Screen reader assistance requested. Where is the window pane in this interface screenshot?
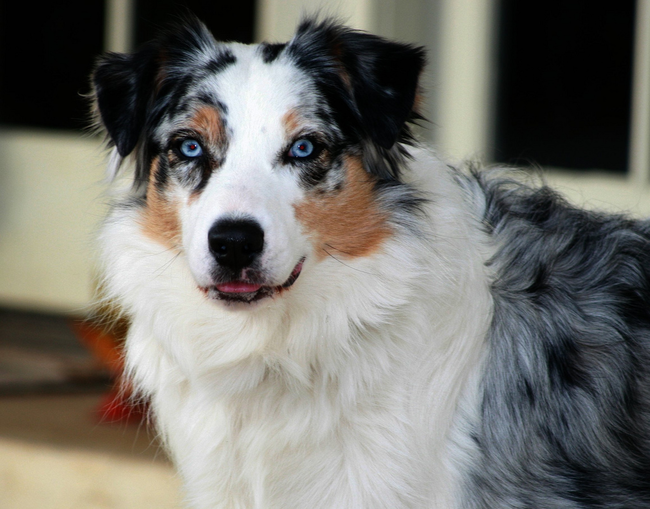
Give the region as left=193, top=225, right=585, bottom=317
left=495, top=0, right=635, bottom=172
left=0, top=1, right=105, bottom=130
left=134, top=0, right=256, bottom=47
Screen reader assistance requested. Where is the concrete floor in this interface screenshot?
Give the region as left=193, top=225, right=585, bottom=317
left=0, top=308, right=184, bottom=508
left=0, top=394, right=183, bottom=509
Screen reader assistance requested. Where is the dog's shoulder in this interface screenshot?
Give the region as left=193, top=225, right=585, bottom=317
left=461, top=165, right=650, bottom=508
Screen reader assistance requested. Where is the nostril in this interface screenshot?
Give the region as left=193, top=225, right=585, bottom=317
left=208, top=218, right=265, bottom=271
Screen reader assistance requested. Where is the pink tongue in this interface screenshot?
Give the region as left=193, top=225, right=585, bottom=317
left=216, top=282, right=262, bottom=293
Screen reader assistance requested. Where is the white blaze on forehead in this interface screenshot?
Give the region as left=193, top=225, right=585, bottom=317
left=219, top=45, right=313, bottom=148
left=181, top=44, right=312, bottom=287
left=197, top=43, right=309, bottom=208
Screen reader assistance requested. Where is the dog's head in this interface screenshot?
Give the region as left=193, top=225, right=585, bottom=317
left=92, top=18, right=425, bottom=306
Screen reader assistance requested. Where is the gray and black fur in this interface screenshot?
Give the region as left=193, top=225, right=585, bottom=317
left=465, top=172, right=650, bottom=508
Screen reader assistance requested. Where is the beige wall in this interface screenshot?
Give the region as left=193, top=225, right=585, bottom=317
left=256, top=0, right=375, bottom=41
left=0, top=130, right=107, bottom=313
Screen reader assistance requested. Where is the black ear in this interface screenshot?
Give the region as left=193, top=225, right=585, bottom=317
left=92, top=45, right=158, bottom=157
left=288, top=19, right=426, bottom=150
left=336, top=29, right=426, bottom=149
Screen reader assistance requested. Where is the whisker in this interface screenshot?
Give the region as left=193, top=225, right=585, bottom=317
left=322, top=244, right=377, bottom=276
left=153, top=250, right=182, bottom=277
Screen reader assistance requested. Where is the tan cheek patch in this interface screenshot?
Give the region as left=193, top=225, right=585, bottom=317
left=140, top=156, right=182, bottom=248
left=294, top=157, right=392, bottom=260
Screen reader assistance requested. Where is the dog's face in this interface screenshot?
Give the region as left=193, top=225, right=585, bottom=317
left=93, top=18, right=424, bottom=306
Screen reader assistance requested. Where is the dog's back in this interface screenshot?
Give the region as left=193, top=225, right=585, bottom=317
left=464, top=172, right=650, bottom=507
left=91, top=17, right=650, bottom=508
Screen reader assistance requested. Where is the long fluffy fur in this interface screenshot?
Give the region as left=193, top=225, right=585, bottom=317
left=92, top=17, right=650, bottom=509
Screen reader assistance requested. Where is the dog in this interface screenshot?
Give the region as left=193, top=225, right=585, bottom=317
left=91, top=17, right=650, bottom=509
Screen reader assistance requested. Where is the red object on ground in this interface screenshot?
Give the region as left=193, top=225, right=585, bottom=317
left=96, top=387, right=148, bottom=425
left=71, top=319, right=125, bottom=374
left=71, top=318, right=149, bottom=425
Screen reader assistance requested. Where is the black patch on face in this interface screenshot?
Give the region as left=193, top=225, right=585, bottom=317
left=217, top=100, right=228, bottom=115
left=162, top=74, right=198, bottom=118
left=153, top=151, right=170, bottom=190
left=192, top=154, right=223, bottom=194
left=192, top=93, right=229, bottom=119
left=374, top=178, right=427, bottom=217
left=259, top=43, right=286, bottom=63
left=195, top=91, right=216, bottom=106
left=205, top=49, right=236, bottom=73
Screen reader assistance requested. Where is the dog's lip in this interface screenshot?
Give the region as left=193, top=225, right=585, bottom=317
left=279, top=257, right=304, bottom=289
left=204, top=258, right=305, bottom=301
left=215, top=281, right=263, bottom=293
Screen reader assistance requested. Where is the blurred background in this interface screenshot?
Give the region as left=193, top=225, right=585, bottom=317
left=0, top=0, right=648, bottom=507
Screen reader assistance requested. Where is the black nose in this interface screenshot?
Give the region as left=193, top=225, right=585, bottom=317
left=208, top=218, right=265, bottom=272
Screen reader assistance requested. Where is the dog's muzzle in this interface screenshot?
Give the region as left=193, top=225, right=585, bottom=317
left=202, top=217, right=304, bottom=304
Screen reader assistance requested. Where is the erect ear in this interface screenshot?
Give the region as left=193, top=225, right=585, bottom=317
left=288, top=19, right=426, bottom=150
left=92, top=45, right=159, bottom=158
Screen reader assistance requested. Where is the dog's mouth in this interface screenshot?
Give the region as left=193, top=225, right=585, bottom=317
left=201, top=258, right=305, bottom=304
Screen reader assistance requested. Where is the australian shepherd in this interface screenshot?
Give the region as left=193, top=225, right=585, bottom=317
left=91, top=17, right=650, bottom=508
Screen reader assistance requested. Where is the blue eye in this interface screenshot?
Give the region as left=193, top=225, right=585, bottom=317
left=180, top=139, right=203, bottom=158
left=289, top=139, right=314, bottom=158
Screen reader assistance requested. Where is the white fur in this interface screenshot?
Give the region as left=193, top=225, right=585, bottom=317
left=98, top=143, right=496, bottom=508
